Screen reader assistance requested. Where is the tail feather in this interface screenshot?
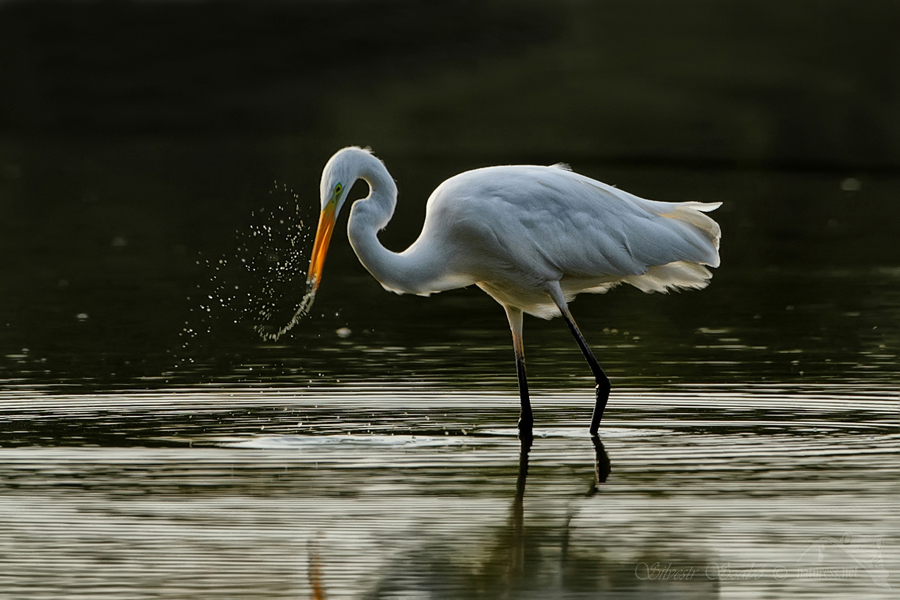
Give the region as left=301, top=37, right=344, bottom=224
left=628, top=199, right=721, bottom=292
left=624, top=261, right=713, bottom=293
left=664, top=202, right=722, bottom=256
left=573, top=196, right=721, bottom=296
left=632, top=198, right=721, bottom=268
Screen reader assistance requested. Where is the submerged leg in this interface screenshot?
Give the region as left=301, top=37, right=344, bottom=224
left=504, top=304, right=533, bottom=438
left=548, top=287, right=611, bottom=435
left=590, top=435, right=611, bottom=493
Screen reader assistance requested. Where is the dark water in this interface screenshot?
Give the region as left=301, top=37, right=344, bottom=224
left=0, top=386, right=896, bottom=599
left=0, top=138, right=898, bottom=598
left=2, top=0, right=899, bottom=595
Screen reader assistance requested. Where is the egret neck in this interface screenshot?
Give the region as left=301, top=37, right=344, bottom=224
left=346, top=153, right=457, bottom=297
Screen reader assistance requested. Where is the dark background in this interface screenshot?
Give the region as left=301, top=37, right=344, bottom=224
left=2, top=0, right=899, bottom=167
left=1, top=0, right=898, bottom=389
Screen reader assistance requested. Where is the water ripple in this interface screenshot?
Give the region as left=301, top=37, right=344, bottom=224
left=0, top=384, right=896, bottom=598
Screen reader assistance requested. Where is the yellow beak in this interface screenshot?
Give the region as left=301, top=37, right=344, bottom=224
left=307, top=198, right=337, bottom=293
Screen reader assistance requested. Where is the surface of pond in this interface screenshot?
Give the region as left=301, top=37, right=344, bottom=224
left=0, top=140, right=898, bottom=598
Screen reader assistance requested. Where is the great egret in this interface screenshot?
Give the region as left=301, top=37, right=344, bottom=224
left=269, top=147, right=721, bottom=437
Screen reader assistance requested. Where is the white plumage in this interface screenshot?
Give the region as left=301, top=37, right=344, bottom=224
left=408, top=163, right=720, bottom=317
left=287, top=146, right=721, bottom=437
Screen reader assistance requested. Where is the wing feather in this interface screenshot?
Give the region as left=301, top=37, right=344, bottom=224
left=422, top=164, right=721, bottom=310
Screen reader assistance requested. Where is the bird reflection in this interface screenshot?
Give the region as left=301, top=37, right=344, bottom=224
left=492, top=433, right=537, bottom=589
left=485, top=434, right=611, bottom=593
left=305, top=436, right=715, bottom=599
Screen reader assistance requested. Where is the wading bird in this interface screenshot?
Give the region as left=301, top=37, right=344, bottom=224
left=267, top=147, right=721, bottom=437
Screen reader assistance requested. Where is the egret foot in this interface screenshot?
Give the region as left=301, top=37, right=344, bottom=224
left=592, top=434, right=611, bottom=483
left=586, top=434, right=611, bottom=496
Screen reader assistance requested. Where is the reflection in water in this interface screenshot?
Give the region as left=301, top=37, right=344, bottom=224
left=0, top=386, right=896, bottom=598
left=308, top=436, right=718, bottom=600
left=589, top=435, right=611, bottom=495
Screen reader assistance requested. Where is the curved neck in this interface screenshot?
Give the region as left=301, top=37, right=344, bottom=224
left=346, top=156, right=459, bottom=296
left=346, top=156, right=414, bottom=293
left=350, top=153, right=398, bottom=230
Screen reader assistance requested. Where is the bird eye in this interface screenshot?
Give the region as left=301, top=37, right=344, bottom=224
left=334, top=183, right=343, bottom=196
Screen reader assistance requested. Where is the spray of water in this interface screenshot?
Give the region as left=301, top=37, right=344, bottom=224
left=254, top=280, right=317, bottom=341
left=180, top=180, right=318, bottom=359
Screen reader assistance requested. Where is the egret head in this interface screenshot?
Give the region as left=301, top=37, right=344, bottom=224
left=306, top=147, right=371, bottom=296
left=258, top=147, right=369, bottom=341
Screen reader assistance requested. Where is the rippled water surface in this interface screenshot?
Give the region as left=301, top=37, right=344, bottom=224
left=1, top=384, right=897, bottom=599
left=2, top=140, right=899, bottom=598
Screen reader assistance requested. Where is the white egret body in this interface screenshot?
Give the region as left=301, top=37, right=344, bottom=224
left=282, top=147, right=721, bottom=436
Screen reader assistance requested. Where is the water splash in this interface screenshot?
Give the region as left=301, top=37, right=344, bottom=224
left=179, top=181, right=316, bottom=358
left=254, top=280, right=317, bottom=341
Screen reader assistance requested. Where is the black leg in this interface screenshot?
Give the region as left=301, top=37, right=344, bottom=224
left=515, top=353, right=534, bottom=438
left=504, top=305, right=533, bottom=438
left=560, top=311, right=610, bottom=435
left=547, top=288, right=610, bottom=435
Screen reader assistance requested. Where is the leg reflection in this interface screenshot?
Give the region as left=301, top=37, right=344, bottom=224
left=507, top=434, right=532, bottom=584
left=587, top=435, right=611, bottom=497
left=515, top=433, right=533, bottom=504
left=354, top=435, right=619, bottom=598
